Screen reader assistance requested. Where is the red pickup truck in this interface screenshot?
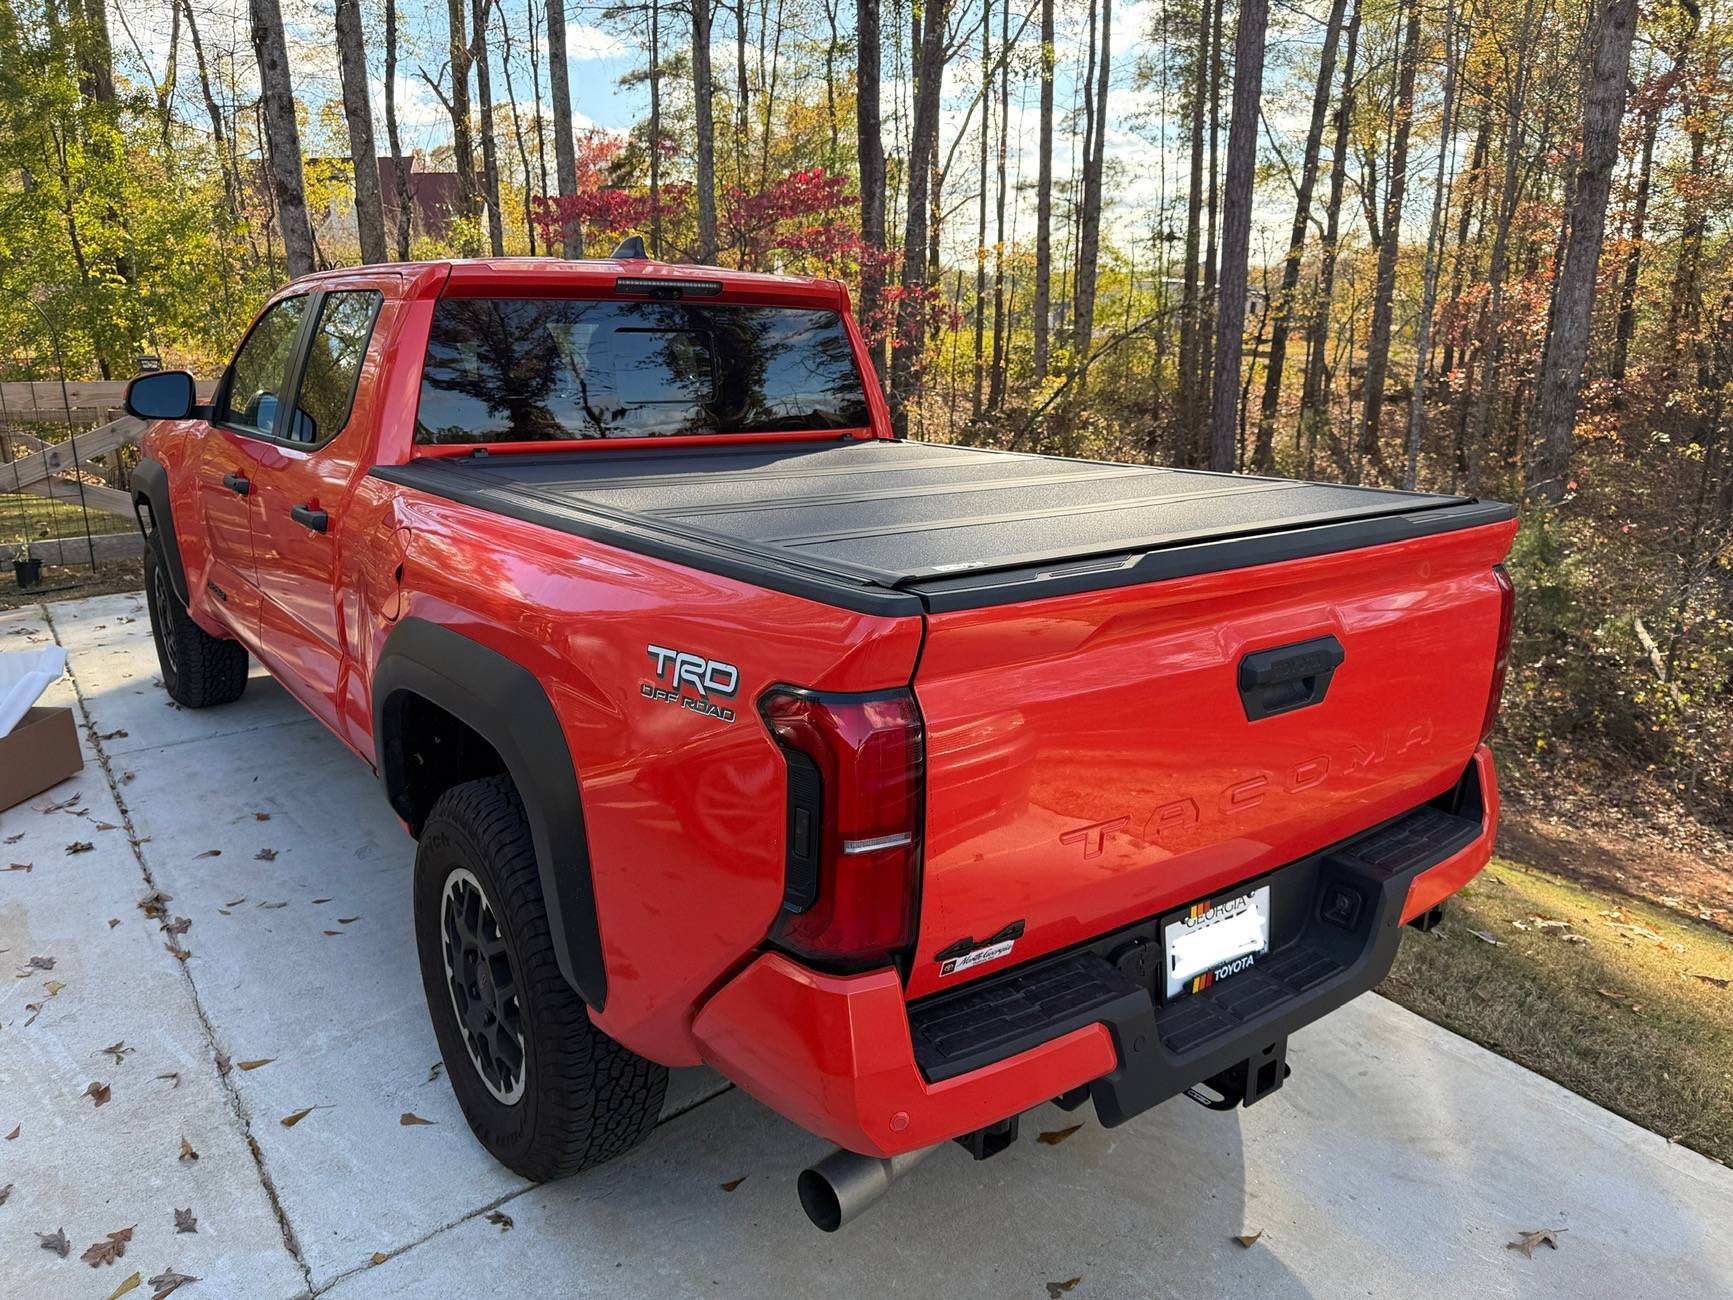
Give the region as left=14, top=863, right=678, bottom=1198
left=124, top=255, right=1514, bottom=1230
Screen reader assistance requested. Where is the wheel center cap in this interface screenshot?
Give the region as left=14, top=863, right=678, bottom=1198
left=475, top=958, right=494, bottom=1003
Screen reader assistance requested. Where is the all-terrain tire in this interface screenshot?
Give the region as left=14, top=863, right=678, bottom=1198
left=144, top=536, right=248, bottom=708
left=414, top=774, right=668, bottom=1181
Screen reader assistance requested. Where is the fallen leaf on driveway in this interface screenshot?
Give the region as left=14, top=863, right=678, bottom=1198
left=400, top=1112, right=436, bottom=1126
left=254, top=848, right=277, bottom=861
left=1235, top=1230, right=1263, bottom=1248
left=27, top=955, right=55, bottom=971
left=147, top=1268, right=199, bottom=1298
left=81, top=1225, right=134, bottom=1266
left=164, top=941, right=191, bottom=962
left=370, top=1252, right=389, bottom=1265
left=193, top=850, right=220, bottom=859
left=1694, top=973, right=1732, bottom=988
left=485, top=1210, right=514, bottom=1230
left=102, top=1041, right=135, bottom=1066
left=254, top=811, right=271, bottom=821
left=281, top=1106, right=330, bottom=1128
left=66, top=841, right=94, bottom=854
left=86, top=1081, right=112, bottom=1107
left=174, top=1207, right=197, bottom=1233
left=428, top=1062, right=444, bottom=1083
left=1037, top=1124, right=1083, bottom=1145
left=162, top=916, right=191, bottom=937
left=2, top=862, right=30, bottom=873
left=7, top=1124, right=20, bottom=1139
left=311, top=897, right=332, bottom=905
left=3, top=832, right=21, bottom=844
left=156, top=1073, right=180, bottom=1089
left=238, top=1058, right=274, bottom=1071
left=1466, top=929, right=1504, bottom=946
left=98, top=729, right=129, bottom=741
left=719, top=1177, right=746, bottom=1192
left=178, top=1136, right=198, bottom=1162
left=338, top=916, right=361, bottom=925
left=1046, top=1279, right=1082, bottom=1298
left=104, top=1272, right=141, bottom=1300
left=257, top=901, right=288, bottom=910
left=138, top=890, right=172, bottom=920
left=225, top=897, right=246, bottom=907
left=323, top=930, right=343, bottom=937
left=39, top=1228, right=70, bottom=1257
left=1507, top=1227, right=1565, bottom=1257
left=0, top=1182, right=12, bottom=1205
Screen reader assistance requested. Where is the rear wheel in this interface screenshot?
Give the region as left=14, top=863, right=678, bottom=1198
left=413, top=774, right=667, bottom=1181
left=143, top=538, right=248, bottom=708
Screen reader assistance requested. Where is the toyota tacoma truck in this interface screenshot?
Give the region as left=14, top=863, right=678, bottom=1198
left=124, top=254, right=1515, bottom=1230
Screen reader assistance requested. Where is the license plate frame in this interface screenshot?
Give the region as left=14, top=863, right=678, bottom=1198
left=1162, top=884, right=1273, bottom=1000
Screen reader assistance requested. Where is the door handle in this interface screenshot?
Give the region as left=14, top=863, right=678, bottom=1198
left=290, top=504, right=329, bottom=533
left=222, top=472, right=251, bottom=495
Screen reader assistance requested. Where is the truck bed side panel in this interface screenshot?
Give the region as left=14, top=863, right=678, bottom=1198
left=383, top=492, right=924, bottom=1062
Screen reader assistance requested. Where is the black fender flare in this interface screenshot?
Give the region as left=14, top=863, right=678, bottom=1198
left=131, top=457, right=190, bottom=605
left=372, top=617, right=608, bottom=1009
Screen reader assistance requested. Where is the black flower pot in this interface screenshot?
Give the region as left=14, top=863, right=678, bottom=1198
left=13, top=558, right=42, bottom=589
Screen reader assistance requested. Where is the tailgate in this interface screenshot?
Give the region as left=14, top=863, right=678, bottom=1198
left=904, top=519, right=1516, bottom=1000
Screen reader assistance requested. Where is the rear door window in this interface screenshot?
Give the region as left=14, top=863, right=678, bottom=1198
left=284, top=290, right=382, bottom=444
left=414, top=299, right=870, bottom=443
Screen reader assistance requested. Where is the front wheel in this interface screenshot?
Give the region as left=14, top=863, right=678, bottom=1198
left=143, top=538, right=248, bottom=708
left=413, top=774, right=667, bottom=1181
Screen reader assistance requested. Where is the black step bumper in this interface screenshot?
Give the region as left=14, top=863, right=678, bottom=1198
left=907, top=773, right=1486, bottom=1128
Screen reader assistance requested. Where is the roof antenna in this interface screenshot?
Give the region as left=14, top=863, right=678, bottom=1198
left=610, top=235, right=648, bottom=260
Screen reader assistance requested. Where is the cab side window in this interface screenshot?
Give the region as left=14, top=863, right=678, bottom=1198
left=217, top=296, right=308, bottom=438
left=285, top=291, right=382, bottom=445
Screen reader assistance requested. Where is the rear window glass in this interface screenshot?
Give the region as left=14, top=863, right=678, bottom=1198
left=414, top=299, right=871, bottom=443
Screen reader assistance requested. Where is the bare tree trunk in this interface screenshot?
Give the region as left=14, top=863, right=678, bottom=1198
left=384, top=0, right=413, bottom=257
left=1357, top=0, right=1423, bottom=477
left=1405, top=0, right=1461, bottom=489
left=856, top=0, right=886, bottom=375
left=1252, top=0, right=1347, bottom=471
left=987, top=0, right=1011, bottom=410
left=887, top=0, right=950, bottom=436
left=1072, top=0, right=1111, bottom=376
left=648, top=0, right=663, bottom=256
left=1531, top=0, right=1638, bottom=502
left=334, top=0, right=387, bottom=265
left=249, top=0, right=315, bottom=278
left=1297, top=0, right=1360, bottom=450
left=498, top=5, right=538, bottom=253
left=546, top=0, right=582, bottom=254
left=1176, top=0, right=1211, bottom=460
left=180, top=0, right=239, bottom=226
left=1208, top=0, right=1269, bottom=471
left=973, top=0, right=991, bottom=419
left=1031, top=0, right=1055, bottom=381
left=1609, top=93, right=1659, bottom=383
left=472, top=0, right=505, bottom=255
left=692, top=0, right=718, bottom=260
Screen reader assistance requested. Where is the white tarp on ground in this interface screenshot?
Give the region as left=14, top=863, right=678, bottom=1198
left=0, top=642, right=67, bottom=734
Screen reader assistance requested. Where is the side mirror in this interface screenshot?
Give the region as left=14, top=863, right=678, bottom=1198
left=124, top=369, right=197, bottom=421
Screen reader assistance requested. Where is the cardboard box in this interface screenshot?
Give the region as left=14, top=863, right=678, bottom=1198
left=0, top=705, right=84, bottom=812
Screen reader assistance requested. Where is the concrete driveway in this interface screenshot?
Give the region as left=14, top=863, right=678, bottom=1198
left=3, top=592, right=1730, bottom=1299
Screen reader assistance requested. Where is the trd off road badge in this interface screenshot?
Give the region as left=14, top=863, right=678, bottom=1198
left=642, top=644, right=740, bottom=723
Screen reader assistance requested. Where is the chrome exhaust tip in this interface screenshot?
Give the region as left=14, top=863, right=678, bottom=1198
left=796, top=1143, right=940, bottom=1231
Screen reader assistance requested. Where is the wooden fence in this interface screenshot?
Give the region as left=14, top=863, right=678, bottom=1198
left=1, top=379, right=211, bottom=566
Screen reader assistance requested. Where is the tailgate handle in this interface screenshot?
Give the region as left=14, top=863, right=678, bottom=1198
left=1238, top=636, right=1345, bottom=721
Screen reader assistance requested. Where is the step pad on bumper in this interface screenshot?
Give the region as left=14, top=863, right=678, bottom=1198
left=907, top=796, right=1483, bottom=1120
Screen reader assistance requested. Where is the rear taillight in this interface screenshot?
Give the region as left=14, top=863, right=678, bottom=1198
left=759, top=687, right=924, bottom=967
left=1480, top=564, right=1516, bottom=743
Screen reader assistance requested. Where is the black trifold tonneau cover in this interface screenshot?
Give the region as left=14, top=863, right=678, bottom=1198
left=371, top=439, right=1514, bottom=615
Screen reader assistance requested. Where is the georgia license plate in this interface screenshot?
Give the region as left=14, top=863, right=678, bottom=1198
left=1164, top=885, right=1272, bottom=999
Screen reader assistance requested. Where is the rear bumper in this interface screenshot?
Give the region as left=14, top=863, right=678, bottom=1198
left=692, top=747, right=1498, bottom=1157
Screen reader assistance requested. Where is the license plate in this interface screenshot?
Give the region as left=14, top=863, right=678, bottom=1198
left=1164, top=885, right=1272, bottom=999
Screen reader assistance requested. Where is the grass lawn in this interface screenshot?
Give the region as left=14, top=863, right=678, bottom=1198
left=1382, top=858, right=1733, bottom=1167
